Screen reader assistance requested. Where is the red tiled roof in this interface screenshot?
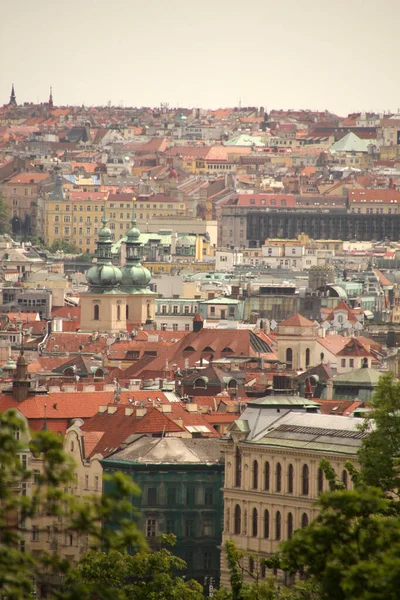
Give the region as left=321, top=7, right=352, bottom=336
left=236, top=194, right=296, bottom=208
left=373, top=268, right=393, bottom=287
left=7, top=172, right=50, bottom=185
left=336, top=337, right=373, bottom=358
left=279, top=314, right=317, bottom=327
left=349, top=189, right=400, bottom=204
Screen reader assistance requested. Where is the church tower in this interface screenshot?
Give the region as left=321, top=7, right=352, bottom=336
left=12, top=349, right=31, bottom=402
left=48, top=86, right=54, bottom=109
left=80, top=204, right=126, bottom=333
left=8, top=84, right=17, bottom=107
left=120, top=199, right=156, bottom=327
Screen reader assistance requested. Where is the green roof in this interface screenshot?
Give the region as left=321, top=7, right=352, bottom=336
left=225, top=134, right=265, bottom=147
left=201, top=297, right=241, bottom=304
left=333, top=368, right=382, bottom=386
left=330, top=132, right=376, bottom=154
left=247, top=395, right=320, bottom=407
left=252, top=437, right=359, bottom=455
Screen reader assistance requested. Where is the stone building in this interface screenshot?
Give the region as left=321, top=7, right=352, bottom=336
left=220, top=396, right=365, bottom=586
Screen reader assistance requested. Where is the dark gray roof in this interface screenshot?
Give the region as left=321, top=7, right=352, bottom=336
left=103, top=436, right=223, bottom=465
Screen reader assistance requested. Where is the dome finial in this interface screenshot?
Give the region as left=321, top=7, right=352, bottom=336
left=131, top=196, right=137, bottom=227
left=102, top=196, right=108, bottom=226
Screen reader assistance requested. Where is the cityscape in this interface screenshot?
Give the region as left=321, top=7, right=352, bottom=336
left=1, top=1, right=400, bottom=593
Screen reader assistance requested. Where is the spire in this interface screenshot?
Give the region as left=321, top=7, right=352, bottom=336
left=12, top=349, right=31, bottom=402
left=48, top=86, right=53, bottom=109
left=9, top=84, right=17, bottom=107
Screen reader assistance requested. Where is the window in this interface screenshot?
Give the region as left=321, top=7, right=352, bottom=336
left=249, top=557, right=255, bottom=574
left=32, top=526, right=40, bottom=542
left=117, top=304, right=121, bottom=321
left=234, top=504, right=241, bottom=534
left=263, top=509, right=270, bottom=538
left=302, top=464, right=309, bottom=495
left=166, top=519, right=175, bottom=534
left=276, top=462, right=282, bottom=492
left=305, top=348, right=310, bottom=368
left=287, top=464, right=294, bottom=494
left=235, top=447, right=242, bottom=487
left=205, top=488, right=213, bottom=506
left=172, top=324, right=178, bottom=331
left=341, top=358, right=346, bottom=368
left=287, top=512, right=293, bottom=539
left=349, top=358, right=354, bottom=368
left=252, top=508, right=258, bottom=537
left=317, top=468, right=324, bottom=494
left=94, top=304, right=99, bottom=320
left=342, top=470, right=348, bottom=489
left=146, top=518, right=156, bottom=537
left=21, top=455, right=27, bottom=470
left=203, top=519, right=213, bottom=536
left=286, top=347, right=293, bottom=369
left=85, top=475, right=89, bottom=489
left=185, top=324, right=190, bottom=331
left=147, top=487, right=157, bottom=505
left=186, top=486, right=194, bottom=506
left=204, top=551, right=212, bottom=571
left=252, top=460, right=259, bottom=490
left=94, top=476, right=99, bottom=491
left=264, top=462, right=270, bottom=491
left=33, top=470, right=40, bottom=484
left=301, top=513, right=309, bottom=528
left=185, top=519, right=195, bottom=537
left=167, top=487, right=176, bottom=505
left=275, top=511, right=281, bottom=540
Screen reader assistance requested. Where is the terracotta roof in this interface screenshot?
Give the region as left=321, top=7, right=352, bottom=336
left=324, top=301, right=358, bottom=324
left=44, top=332, right=108, bottom=354
left=373, top=268, right=393, bottom=287
left=336, top=337, right=373, bottom=358
left=7, top=172, right=50, bottom=185
left=236, top=194, right=296, bottom=208
left=349, top=189, right=400, bottom=204
left=316, top=335, right=348, bottom=356
left=279, top=314, right=317, bottom=327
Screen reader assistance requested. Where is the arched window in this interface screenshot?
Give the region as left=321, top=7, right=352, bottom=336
left=194, top=378, right=207, bottom=389
left=342, top=469, right=348, bottom=489
left=252, top=508, right=258, bottom=537
left=305, top=348, right=310, bottom=368
left=275, top=511, right=281, bottom=540
left=252, top=460, right=259, bottom=490
left=235, top=447, right=242, bottom=488
left=287, top=464, right=294, bottom=494
left=302, top=464, right=309, bottom=495
left=93, top=304, right=99, bottom=320
left=126, top=304, right=129, bottom=319
left=184, top=346, right=195, bottom=352
left=263, top=510, right=270, bottom=539
left=317, top=468, right=324, bottom=494
left=117, top=304, right=121, bottom=321
left=286, top=347, right=293, bottom=368
left=276, top=462, right=282, bottom=492
left=287, top=512, right=293, bottom=539
left=301, top=513, right=309, bottom=528
left=202, top=346, right=214, bottom=353
left=234, top=504, right=241, bottom=534
left=264, top=462, right=270, bottom=491
left=222, top=347, right=233, bottom=354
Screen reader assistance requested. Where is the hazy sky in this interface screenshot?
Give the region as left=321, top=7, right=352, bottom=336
left=1, top=0, right=399, bottom=116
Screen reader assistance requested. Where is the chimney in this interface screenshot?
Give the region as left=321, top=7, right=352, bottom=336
left=193, top=313, right=204, bottom=333
left=136, top=407, right=147, bottom=418
left=83, top=385, right=95, bottom=392
left=173, top=417, right=183, bottom=428
left=107, top=406, right=117, bottom=415
left=125, top=407, right=134, bottom=416
left=186, top=403, right=198, bottom=413
left=99, top=405, right=107, bottom=413
left=161, top=404, right=172, bottom=413
left=326, top=379, right=333, bottom=401
left=129, top=379, right=141, bottom=391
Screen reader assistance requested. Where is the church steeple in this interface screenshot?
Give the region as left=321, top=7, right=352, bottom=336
left=9, top=84, right=17, bottom=107
left=85, top=200, right=122, bottom=290
left=48, top=86, right=53, bottom=109
left=120, top=197, right=151, bottom=291
left=12, top=349, right=31, bottom=402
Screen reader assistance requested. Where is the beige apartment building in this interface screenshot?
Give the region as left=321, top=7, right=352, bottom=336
left=220, top=396, right=363, bottom=586
left=11, top=410, right=102, bottom=596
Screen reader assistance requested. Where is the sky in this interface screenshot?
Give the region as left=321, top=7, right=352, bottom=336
left=1, top=0, right=399, bottom=116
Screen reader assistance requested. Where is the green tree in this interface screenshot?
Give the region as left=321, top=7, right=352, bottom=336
left=0, top=191, right=11, bottom=234
left=357, top=372, right=400, bottom=496
left=65, top=539, right=204, bottom=600
left=50, top=238, right=81, bottom=254
left=0, top=409, right=163, bottom=600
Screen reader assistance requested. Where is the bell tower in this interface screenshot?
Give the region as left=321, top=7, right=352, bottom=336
left=80, top=203, right=127, bottom=333
left=8, top=84, right=17, bottom=107
left=12, top=350, right=31, bottom=402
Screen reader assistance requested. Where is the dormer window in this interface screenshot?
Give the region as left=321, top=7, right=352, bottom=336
left=184, top=346, right=195, bottom=353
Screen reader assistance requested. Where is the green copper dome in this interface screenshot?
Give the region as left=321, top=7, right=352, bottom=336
left=121, top=264, right=151, bottom=288
left=86, top=264, right=122, bottom=287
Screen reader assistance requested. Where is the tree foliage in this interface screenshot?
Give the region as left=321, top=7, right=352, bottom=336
left=65, top=540, right=204, bottom=600
left=0, top=410, right=198, bottom=600
left=0, top=191, right=11, bottom=234
left=50, top=238, right=81, bottom=254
